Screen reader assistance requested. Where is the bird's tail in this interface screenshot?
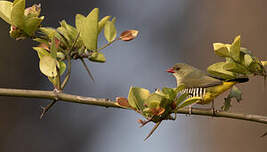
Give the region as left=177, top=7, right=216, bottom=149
left=209, top=75, right=249, bottom=83
left=226, top=77, right=249, bottom=83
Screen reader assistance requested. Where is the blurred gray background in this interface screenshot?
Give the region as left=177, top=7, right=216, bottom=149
left=0, top=0, right=266, bottom=152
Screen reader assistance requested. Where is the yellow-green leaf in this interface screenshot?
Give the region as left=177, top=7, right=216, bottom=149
left=223, top=62, right=249, bottom=75
left=98, top=16, right=111, bottom=34
left=213, top=43, right=230, bottom=57
left=230, top=35, right=241, bottom=62
left=261, top=61, right=267, bottom=67
left=207, top=62, right=236, bottom=79
left=57, top=61, right=66, bottom=75
left=33, top=47, right=49, bottom=59
left=104, top=20, right=117, bottom=42
left=23, top=16, right=44, bottom=36
left=244, top=54, right=253, bottom=67
left=39, top=55, right=57, bottom=77
left=128, top=87, right=150, bottom=111
left=39, top=27, right=57, bottom=40
left=75, top=11, right=98, bottom=50
left=0, top=1, right=13, bottom=24
left=88, top=52, right=106, bottom=63
left=11, top=0, right=25, bottom=28
left=177, top=97, right=202, bottom=109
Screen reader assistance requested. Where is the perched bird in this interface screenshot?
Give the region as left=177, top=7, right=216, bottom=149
left=167, top=63, right=248, bottom=110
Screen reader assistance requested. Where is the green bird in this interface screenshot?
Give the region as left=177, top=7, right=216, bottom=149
left=167, top=63, right=248, bottom=110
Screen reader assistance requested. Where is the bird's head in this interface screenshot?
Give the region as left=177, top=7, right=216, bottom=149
left=167, top=63, right=196, bottom=82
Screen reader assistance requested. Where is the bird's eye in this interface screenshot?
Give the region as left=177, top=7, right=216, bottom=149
left=175, top=67, right=180, bottom=71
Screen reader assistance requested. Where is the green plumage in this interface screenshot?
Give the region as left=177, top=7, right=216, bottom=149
left=171, top=63, right=223, bottom=88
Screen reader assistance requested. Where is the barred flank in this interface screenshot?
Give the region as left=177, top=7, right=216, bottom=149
left=182, top=87, right=206, bottom=98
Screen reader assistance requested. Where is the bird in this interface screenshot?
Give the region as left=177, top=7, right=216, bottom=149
left=167, top=63, right=248, bottom=111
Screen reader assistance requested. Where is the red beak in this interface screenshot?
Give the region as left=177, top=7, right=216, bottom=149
left=166, top=67, right=175, bottom=73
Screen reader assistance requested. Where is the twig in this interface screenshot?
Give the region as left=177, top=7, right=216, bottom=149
left=80, top=58, right=95, bottom=82
left=0, top=88, right=266, bottom=124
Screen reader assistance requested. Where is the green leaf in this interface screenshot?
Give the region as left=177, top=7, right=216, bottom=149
left=11, top=0, right=25, bottom=28
left=33, top=47, right=50, bottom=59
left=0, top=1, right=13, bottom=24
left=75, top=11, right=98, bottom=50
left=128, top=87, right=151, bottom=111
left=98, top=16, right=111, bottom=34
left=144, top=93, right=163, bottom=109
left=88, top=52, right=106, bottom=63
left=160, top=87, right=177, bottom=100
left=57, top=61, right=66, bottom=75
left=229, top=86, right=242, bottom=102
left=39, top=27, right=57, bottom=40
left=39, top=55, right=57, bottom=77
left=213, top=43, right=230, bottom=57
left=221, top=86, right=242, bottom=111
left=230, top=35, right=241, bottom=62
left=207, top=62, right=236, bottom=80
left=244, top=54, right=253, bottom=67
left=50, top=36, right=57, bottom=58
left=176, top=93, right=189, bottom=106
left=221, top=97, right=231, bottom=111
left=261, top=61, right=267, bottom=67
left=23, top=16, right=44, bottom=36
left=104, top=20, right=117, bottom=42
left=177, top=97, right=201, bottom=109
left=223, top=62, right=249, bottom=75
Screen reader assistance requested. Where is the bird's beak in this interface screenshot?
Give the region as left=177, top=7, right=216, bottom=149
left=166, top=67, right=175, bottom=73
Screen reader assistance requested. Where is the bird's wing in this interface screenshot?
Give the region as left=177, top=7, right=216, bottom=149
left=182, top=70, right=223, bottom=88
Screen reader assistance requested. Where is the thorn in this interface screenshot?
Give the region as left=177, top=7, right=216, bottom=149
left=39, top=100, right=57, bottom=119
left=144, top=121, right=162, bottom=141
left=80, top=58, right=95, bottom=82
left=138, top=119, right=152, bottom=127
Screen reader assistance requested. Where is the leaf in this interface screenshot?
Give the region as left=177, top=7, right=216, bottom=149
left=221, top=97, right=231, bottom=111
left=104, top=20, right=117, bottom=42
left=176, top=93, right=189, bottom=106
left=161, top=87, right=177, bottom=100
left=75, top=11, right=98, bottom=50
left=50, top=36, right=57, bottom=58
left=230, top=35, right=241, bottom=62
left=11, top=0, right=25, bottom=28
left=144, top=93, right=163, bottom=109
left=120, top=30, right=139, bottom=41
left=223, top=62, right=249, bottom=75
left=57, top=61, right=66, bottom=75
left=128, top=87, right=150, bottom=111
left=88, top=52, right=106, bottom=63
left=213, top=43, right=230, bottom=57
left=33, top=47, right=50, bottom=58
left=0, top=1, right=13, bottom=24
left=39, top=55, right=57, bottom=77
left=221, top=86, right=242, bottom=111
left=116, top=97, right=131, bottom=109
left=244, top=54, right=253, bottom=67
left=98, top=16, right=111, bottom=34
left=39, top=27, right=57, bottom=40
left=23, top=16, right=44, bottom=36
left=261, top=61, right=267, bottom=67
left=207, top=62, right=236, bottom=80
left=177, top=97, right=202, bottom=109
left=229, top=86, right=242, bottom=102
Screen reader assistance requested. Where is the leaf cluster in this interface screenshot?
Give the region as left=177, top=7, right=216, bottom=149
left=117, top=86, right=201, bottom=123
left=208, top=35, right=266, bottom=80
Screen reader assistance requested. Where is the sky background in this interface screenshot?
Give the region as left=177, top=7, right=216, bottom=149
left=0, top=0, right=266, bottom=152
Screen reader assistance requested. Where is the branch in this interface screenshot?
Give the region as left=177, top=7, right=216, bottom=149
left=0, top=88, right=266, bottom=124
